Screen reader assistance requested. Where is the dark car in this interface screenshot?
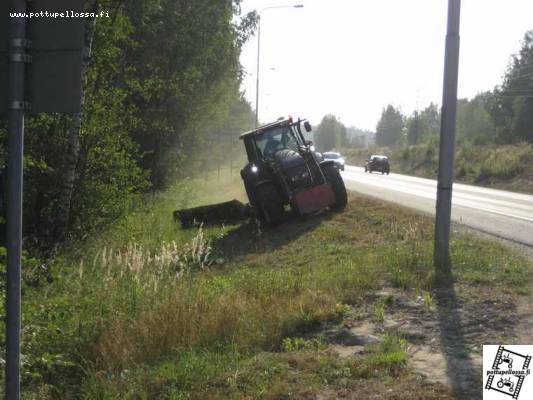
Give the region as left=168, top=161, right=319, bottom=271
left=365, top=154, right=390, bottom=174
left=322, top=151, right=345, bottom=171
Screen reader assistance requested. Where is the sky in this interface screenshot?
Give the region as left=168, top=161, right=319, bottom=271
left=239, top=0, right=533, bottom=131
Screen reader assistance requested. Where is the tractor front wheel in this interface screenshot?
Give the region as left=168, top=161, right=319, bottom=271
left=255, top=183, right=285, bottom=226
left=323, top=164, right=347, bottom=211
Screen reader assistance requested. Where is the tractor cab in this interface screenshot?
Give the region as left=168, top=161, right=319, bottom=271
left=240, top=117, right=313, bottom=163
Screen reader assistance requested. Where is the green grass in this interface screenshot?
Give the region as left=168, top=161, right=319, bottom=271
left=363, top=333, right=408, bottom=375
left=5, top=172, right=533, bottom=399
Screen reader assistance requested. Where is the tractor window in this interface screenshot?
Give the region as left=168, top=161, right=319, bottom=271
left=254, top=127, right=299, bottom=159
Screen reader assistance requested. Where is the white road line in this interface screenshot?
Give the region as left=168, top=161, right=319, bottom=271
left=341, top=166, right=533, bottom=223
left=344, top=165, right=533, bottom=203
left=342, top=170, right=533, bottom=214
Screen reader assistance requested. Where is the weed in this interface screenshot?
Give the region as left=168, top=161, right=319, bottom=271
left=281, top=337, right=325, bottom=352
left=423, top=291, right=435, bottom=311
left=366, top=333, right=408, bottom=374
left=334, top=303, right=352, bottom=320
left=373, top=302, right=385, bottom=323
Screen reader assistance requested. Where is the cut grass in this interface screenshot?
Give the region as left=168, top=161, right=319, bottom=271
left=10, top=173, right=533, bottom=399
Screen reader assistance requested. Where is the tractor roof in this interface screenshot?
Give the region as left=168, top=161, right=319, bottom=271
left=239, top=118, right=293, bottom=139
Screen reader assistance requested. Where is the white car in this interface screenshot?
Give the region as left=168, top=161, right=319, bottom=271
left=322, top=152, right=345, bottom=171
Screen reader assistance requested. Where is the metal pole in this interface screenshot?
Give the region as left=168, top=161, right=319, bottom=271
left=434, top=0, right=461, bottom=269
left=6, top=0, right=27, bottom=398
left=255, top=16, right=261, bottom=128
left=254, top=5, right=303, bottom=129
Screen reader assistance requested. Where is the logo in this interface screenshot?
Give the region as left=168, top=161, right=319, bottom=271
left=484, top=345, right=532, bottom=399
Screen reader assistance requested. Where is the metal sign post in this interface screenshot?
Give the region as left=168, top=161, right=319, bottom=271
left=1, top=1, right=86, bottom=398
left=434, top=0, right=461, bottom=269
left=5, top=0, right=26, bottom=397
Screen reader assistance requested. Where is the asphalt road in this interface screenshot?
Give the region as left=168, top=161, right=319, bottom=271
left=341, top=165, right=533, bottom=247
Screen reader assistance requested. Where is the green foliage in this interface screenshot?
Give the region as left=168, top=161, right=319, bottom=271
left=281, top=337, right=325, bottom=352
left=490, top=30, right=533, bottom=143
left=376, top=105, right=404, bottom=147
left=406, top=110, right=427, bottom=145
left=334, top=303, right=352, bottom=320
left=350, top=333, right=408, bottom=378
left=366, top=333, right=408, bottom=373
left=314, top=114, right=348, bottom=152
left=455, top=94, right=496, bottom=144
left=346, top=127, right=374, bottom=148
left=0, top=1, right=257, bottom=248
left=419, top=102, right=441, bottom=137
left=373, top=302, right=386, bottom=323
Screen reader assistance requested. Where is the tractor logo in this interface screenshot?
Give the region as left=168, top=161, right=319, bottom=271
left=497, top=352, right=514, bottom=370
left=484, top=345, right=532, bottom=399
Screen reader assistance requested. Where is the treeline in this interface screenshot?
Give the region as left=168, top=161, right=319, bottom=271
left=0, top=0, right=256, bottom=248
left=313, top=114, right=374, bottom=152
left=376, top=29, right=533, bottom=148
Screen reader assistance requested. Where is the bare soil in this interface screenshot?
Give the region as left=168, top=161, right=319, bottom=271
left=316, top=284, right=531, bottom=399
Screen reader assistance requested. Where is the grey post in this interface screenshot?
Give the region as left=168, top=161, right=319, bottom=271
left=254, top=5, right=303, bottom=128
left=254, top=15, right=261, bottom=128
left=6, top=0, right=27, bottom=398
left=434, top=0, right=461, bottom=269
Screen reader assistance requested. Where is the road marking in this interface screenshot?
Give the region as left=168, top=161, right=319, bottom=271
left=342, top=170, right=533, bottom=214
left=344, top=165, right=533, bottom=203
left=341, top=167, right=533, bottom=224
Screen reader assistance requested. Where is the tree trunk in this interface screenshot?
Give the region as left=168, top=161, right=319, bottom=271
left=54, top=6, right=97, bottom=240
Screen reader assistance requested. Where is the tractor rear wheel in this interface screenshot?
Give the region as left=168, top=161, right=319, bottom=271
left=256, top=183, right=285, bottom=226
left=323, top=164, right=347, bottom=211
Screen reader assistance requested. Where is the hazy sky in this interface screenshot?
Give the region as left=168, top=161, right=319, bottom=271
left=239, top=0, right=533, bottom=130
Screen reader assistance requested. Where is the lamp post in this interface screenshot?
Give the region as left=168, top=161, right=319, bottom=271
left=255, top=4, right=304, bottom=127
left=434, top=0, right=461, bottom=271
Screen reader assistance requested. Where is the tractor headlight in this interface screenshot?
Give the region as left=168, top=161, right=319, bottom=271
left=251, top=165, right=258, bottom=173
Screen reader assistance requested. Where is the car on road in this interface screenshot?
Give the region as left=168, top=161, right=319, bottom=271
left=365, top=155, right=390, bottom=174
left=322, top=151, right=345, bottom=171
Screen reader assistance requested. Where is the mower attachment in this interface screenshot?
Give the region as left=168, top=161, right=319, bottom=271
left=174, top=199, right=253, bottom=229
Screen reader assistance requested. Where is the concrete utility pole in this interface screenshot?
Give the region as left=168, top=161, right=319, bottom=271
left=255, top=16, right=261, bottom=127
left=6, top=0, right=27, bottom=398
left=434, top=0, right=461, bottom=269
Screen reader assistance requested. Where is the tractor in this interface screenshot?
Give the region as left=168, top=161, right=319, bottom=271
left=239, top=117, right=346, bottom=225
left=174, top=117, right=347, bottom=227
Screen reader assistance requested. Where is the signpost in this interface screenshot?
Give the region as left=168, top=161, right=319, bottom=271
left=434, top=0, right=461, bottom=269
left=1, top=1, right=85, bottom=398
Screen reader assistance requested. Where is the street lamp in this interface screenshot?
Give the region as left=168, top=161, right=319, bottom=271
left=255, top=4, right=304, bottom=127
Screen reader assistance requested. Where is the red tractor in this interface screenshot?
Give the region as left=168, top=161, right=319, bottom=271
left=239, top=117, right=347, bottom=225
left=175, top=117, right=347, bottom=227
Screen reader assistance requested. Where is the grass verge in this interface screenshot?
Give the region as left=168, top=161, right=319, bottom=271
left=2, top=172, right=532, bottom=399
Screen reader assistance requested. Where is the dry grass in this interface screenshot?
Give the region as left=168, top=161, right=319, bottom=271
left=94, top=255, right=378, bottom=370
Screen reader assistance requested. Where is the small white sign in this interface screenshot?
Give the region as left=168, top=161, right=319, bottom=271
left=483, top=345, right=532, bottom=399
